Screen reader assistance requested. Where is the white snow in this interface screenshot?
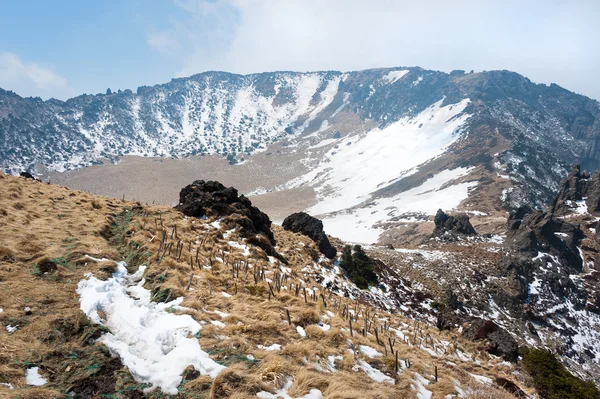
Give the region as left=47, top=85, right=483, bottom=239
left=359, top=345, right=383, bottom=358
left=353, top=360, right=395, bottom=384
left=256, top=377, right=323, bottom=399
left=6, top=325, right=17, bottom=333
left=0, top=383, right=13, bottom=389
left=77, top=261, right=225, bottom=395
left=296, top=326, right=307, bottom=337
left=212, top=310, right=230, bottom=318
left=317, top=322, right=331, bottom=331
left=321, top=167, right=476, bottom=243
left=221, top=292, right=232, bottom=298
left=383, top=70, right=410, bottom=84
left=25, top=367, right=47, bottom=386
left=299, top=98, right=472, bottom=217
left=84, top=255, right=111, bottom=263
left=210, top=320, right=226, bottom=328
left=411, top=373, right=432, bottom=399
left=469, top=373, right=493, bottom=385
left=258, top=344, right=282, bottom=351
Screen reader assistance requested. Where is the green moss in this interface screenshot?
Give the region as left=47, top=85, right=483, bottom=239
left=521, top=347, right=600, bottom=399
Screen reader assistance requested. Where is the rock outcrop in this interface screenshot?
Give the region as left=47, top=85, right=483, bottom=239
left=506, top=207, right=584, bottom=272
left=282, top=212, right=337, bottom=259
left=552, top=164, right=600, bottom=216
left=175, top=180, right=276, bottom=255
left=462, top=318, right=519, bottom=361
left=433, top=209, right=476, bottom=239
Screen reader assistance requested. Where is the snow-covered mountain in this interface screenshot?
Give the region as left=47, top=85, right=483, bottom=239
left=2, top=67, right=600, bottom=243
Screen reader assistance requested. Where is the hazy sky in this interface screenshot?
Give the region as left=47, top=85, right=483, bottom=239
left=0, top=0, right=598, bottom=100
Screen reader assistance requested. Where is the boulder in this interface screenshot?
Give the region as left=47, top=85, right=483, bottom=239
left=433, top=209, right=476, bottom=239
left=175, top=180, right=276, bottom=255
left=282, top=212, right=337, bottom=259
left=20, top=171, right=37, bottom=180
left=462, top=318, right=519, bottom=361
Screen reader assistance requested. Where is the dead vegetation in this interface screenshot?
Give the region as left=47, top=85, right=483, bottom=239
left=0, top=172, right=533, bottom=398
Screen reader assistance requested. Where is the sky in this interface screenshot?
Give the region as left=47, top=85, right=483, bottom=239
left=0, top=0, right=598, bottom=100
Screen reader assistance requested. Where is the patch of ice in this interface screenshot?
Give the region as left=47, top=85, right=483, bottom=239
left=77, top=261, right=225, bottom=395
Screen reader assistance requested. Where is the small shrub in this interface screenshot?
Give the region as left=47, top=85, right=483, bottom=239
left=520, top=347, right=600, bottom=399
left=339, top=245, right=378, bottom=289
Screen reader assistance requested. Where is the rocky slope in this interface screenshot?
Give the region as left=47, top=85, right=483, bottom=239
left=370, top=166, right=600, bottom=387
left=0, top=172, right=545, bottom=398
left=2, top=67, right=600, bottom=243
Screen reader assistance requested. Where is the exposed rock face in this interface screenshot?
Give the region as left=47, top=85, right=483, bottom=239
left=506, top=207, right=584, bottom=272
left=175, top=180, right=276, bottom=255
left=501, top=205, right=587, bottom=317
left=498, top=178, right=600, bottom=374
left=462, top=318, right=519, bottom=361
left=433, top=209, right=476, bottom=239
left=553, top=164, right=600, bottom=215
left=282, top=212, right=337, bottom=259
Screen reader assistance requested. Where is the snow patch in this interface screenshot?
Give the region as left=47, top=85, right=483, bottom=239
left=25, top=367, right=47, bottom=386
left=77, top=262, right=225, bottom=394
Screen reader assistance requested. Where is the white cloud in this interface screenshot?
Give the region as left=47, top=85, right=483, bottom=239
left=0, top=52, right=75, bottom=100
left=147, top=32, right=182, bottom=56
left=148, top=0, right=600, bottom=99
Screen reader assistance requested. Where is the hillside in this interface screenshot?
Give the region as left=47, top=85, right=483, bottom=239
left=0, top=172, right=554, bottom=399
left=3, top=67, right=600, bottom=244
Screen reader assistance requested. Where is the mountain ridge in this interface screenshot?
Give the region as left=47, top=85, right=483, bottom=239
left=2, top=66, right=600, bottom=244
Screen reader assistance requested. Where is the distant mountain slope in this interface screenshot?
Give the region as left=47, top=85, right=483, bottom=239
left=2, top=67, right=599, bottom=242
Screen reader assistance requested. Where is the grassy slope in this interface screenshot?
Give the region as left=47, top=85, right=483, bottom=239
left=0, top=173, right=531, bottom=398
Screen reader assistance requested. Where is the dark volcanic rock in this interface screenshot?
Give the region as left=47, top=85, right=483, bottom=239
left=20, top=171, right=35, bottom=179
left=175, top=180, right=276, bottom=255
left=282, top=212, right=337, bottom=259
left=462, top=318, right=519, bottom=361
left=433, top=209, right=476, bottom=239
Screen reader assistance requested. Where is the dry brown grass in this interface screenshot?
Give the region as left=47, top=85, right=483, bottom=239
left=464, top=385, right=518, bottom=399
left=0, top=174, right=534, bottom=398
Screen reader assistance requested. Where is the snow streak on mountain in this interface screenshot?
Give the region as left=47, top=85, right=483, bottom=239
left=1, top=67, right=600, bottom=243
